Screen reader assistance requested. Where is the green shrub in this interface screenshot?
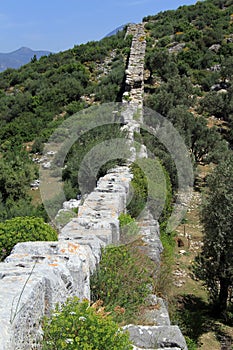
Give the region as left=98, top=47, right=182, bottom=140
left=127, top=163, right=148, bottom=218
left=0, top=216, right=58, bottom=260
left=118, top=213, right=139, bottom=243
left=91, top=245, right=154, bottom=323
left=119, top=213, right=135, bottom=227
left=185, top=337, right=198, bottom=350
left=42, top=298, right=133, bottom=350
left=154, top=229, right=176, bottom=297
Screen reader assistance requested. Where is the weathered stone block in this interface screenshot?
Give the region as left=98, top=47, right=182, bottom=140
left=123, top=325, right=187, bottom=350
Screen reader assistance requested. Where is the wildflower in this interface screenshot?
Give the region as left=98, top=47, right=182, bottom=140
left=65, top=338, right=74, bottom=344
left=79, top=316, right=86, bottom=322
left=69, top=311, right=76, bottom=315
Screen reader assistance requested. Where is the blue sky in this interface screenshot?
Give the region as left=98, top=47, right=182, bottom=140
left=0, top=0, right=197, bottom=53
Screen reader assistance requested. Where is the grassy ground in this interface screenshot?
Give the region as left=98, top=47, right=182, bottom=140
left=169, top=165, right=233, bottom=350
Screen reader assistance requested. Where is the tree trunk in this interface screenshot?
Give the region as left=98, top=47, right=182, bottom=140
left=218, top=278, right=229, bottom=313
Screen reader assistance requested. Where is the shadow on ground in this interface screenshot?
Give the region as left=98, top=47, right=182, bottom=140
left=171, top=294, right=233, bottom=349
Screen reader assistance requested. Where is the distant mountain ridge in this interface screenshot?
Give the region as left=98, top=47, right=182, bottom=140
left=0, top=26, right=127, bottom=72
left=0, top=47, right=51, bottom=72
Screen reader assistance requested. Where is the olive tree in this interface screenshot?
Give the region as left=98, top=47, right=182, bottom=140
left=193, top=154, right=233, bottom=314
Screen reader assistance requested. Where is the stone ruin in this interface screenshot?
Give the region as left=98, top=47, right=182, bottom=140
left=0, top=24, right=187, bottom=350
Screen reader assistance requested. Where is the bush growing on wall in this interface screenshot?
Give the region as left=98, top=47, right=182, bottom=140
left=42, top=298, right=133, bottom=350
left=127, top=163, right=148, bottom=218
left=0, top=216, right=58, bottom=260
left=91, top=244, right=154, bottom=323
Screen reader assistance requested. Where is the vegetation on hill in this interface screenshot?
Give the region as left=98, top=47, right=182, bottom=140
left=0, top=0, right=232, bottom=347
left=0, top=29, right=131, bottom=221
left=193, top=154, right=233, bottom=315
left=143, top=0, right=233, bottom=168
left=141, top=0, right=233, bottom=347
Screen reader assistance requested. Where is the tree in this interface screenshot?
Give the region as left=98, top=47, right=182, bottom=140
left=0, top=216, right=58, bottom=260
left=193, top=154, right=233, bottom=314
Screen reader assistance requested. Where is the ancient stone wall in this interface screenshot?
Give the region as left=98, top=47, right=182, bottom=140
left=123, top=23, right=146, bottom=115
left=0, top=24, right=187, bottom=350
left=0, top=167, right=133, bottom=349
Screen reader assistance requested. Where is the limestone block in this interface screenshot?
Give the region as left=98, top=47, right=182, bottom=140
left=62, top=218, right=117, bottom=244
left=123, top=325, right=187, bottom=350
left=138, top=145, right=148, bottom=159
left=0, top=260, right=85, bottom=350
left=59, top=231, right=105, bottom=263
left=142, top=295, right=171, bottom=326
left=63, top=198, right=81, bottom=209
left=0, top=270, right=46, bottom=350
left=137, top=212, right=163, bottom=264
left=6, top=241, right=94, bottom=298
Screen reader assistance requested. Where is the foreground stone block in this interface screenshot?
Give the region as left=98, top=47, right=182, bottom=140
left=123, top=325, right=187, bottom=350
left=0, top=240, right=96, bottom=350
left=0, top=262, right=79, bottom=350
left=6, top=241, right=95, bottom=296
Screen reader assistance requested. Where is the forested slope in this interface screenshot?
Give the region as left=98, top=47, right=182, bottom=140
left=143, top=0, right=233, bottom=166
left=0, top=29, right=131, bottom=220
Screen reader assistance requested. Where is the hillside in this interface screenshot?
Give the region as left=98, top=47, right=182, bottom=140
left=143, top=0, right=233, bottom=154
left=0, top=47, right=51, bottom=72
left=0, top=1, right=232, bottom=348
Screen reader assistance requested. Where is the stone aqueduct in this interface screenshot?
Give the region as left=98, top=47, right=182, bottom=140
left=0, top=24, right=187, bottom=350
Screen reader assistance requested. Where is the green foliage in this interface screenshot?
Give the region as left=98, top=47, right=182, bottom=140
left=118, top=213, right=136, bottom=227
left=95, top=55, right=126, bottom=102
left=0, top=216, right=57, bottom=260
left=127, top=163, right=148, bottom=218
left=155, top=229, right=176, bottom=297
left=185, top=336, right=198, bottom=350
left=135, top=131, right=178, bottom=190
left=0, top=28, right=130, bottom=150
left=170, top=295, right=208, bottom=349
left=193, top=154, right=233, bottom=313
left=62, top=124, right=126, bottom=197
left=144, top=0, right=233, bottom=160
left=0, top=152, right=36, bottom=203
left=42, top=298, right=133, bottom=350
left=118, top=213, right=140, bottom=243
left=0, top=197, right=48, bottom=222
left=91, top=244, right=154, bottom=323
left=198, top=91, right=228, bottom=119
